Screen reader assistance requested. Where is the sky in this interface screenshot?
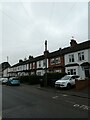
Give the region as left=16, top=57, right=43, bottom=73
left=0, top=0, right=89, bottom=66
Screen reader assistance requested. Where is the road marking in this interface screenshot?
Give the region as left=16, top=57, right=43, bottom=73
left=66, top=100, right=90, bottom=111
left=52, top=96, right=59, bottom=99
left=74, top=104, right=80, bottom=107
left=66, top=100, right=75, bottom=104
left=73, top=104, right=90, bottom=111
left=62, top=94, right=68, bottom=97
left=79, top=105, right=89, bottom=110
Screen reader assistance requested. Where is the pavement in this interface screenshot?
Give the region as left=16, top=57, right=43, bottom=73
left=35, top=84, right=90, bottom=99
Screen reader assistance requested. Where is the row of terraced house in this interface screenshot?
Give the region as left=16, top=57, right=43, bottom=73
left=2, top=38, right=90, bottom=79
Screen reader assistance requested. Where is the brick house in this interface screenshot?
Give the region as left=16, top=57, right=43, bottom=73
left=48, top=48, right=65, bottom=73
left=3, top=39, right=90, bottom=80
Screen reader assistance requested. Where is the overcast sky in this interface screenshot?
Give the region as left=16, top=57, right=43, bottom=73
left=0, top=0, right=88, bottom=65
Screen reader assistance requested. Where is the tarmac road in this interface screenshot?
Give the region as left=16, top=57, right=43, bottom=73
left=2, top=84, right=89, bottom=118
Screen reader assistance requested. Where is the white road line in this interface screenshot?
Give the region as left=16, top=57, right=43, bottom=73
left=52, top=96, right=59, bottom=99
left=62, top=94, right=68, bottom=96
left=73, top=104, right=90, bottom=111
left=66, top=100, right=90, bottom=111
left=73, top=104, right=80, bottom=107
left=79, top=105, right=89, bottom=110
left=66, top=100, right=75, bottom=104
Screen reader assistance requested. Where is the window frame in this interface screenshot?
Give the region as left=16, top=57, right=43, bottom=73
left=78, top=52, right=85, bottom=61
left=69, top=54, right=74, bottom=63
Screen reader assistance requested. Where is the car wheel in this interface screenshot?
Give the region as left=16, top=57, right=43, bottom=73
left=66, top=83, right=71, bottom=89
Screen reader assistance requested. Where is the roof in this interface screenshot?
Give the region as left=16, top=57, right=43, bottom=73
left=80, top=62, right=90, bottom=66
left=11, top=55, right=45, bottom=68
left=35, top=55, right=45, bottom=61
left=62, top=40, right=90, bottom=54
left=11, top=40, right=90, bottom=68
left=49, top=40, right=90, bottom=58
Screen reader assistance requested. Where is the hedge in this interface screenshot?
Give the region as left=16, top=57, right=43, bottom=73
left=18, top=75, right=43, bottom=85
left=43, top=72, right=67, bottom=87
left=17, top=72, right=66, bottom=86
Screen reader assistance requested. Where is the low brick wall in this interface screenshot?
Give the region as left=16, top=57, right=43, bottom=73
left=75, top=79, right=90, bottom=90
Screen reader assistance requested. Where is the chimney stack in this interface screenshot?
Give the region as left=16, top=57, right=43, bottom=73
left=70, top=36, right=77, bottom=47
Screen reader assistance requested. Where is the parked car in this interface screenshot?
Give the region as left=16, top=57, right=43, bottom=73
left=0, top=78, right=3, bottom=83
left=55, top=75, right=80, bottom=89
left=0, top=77, right=8, bottom=84
left=9, top=77, right=17, bottom=80
left=7, top=79, right=20, bottom=86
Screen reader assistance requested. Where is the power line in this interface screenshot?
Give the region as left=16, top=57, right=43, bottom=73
left=59, top=2, right=78, bottom=27
left=0, top=7, right=30, bottom=32
left=47, top=2, right=78, bottom=33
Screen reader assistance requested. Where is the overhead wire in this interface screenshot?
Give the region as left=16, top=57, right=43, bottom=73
left=45, top=2, right=78, bottom=51
left=59, top=2, right=78, bottom=27
left=0, top=5, right=30, bottom=32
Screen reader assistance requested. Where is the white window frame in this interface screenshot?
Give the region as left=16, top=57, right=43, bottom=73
left=69, top=54, right=74, bottom=63
left=39, top=61, right=41, bottom=67
left=50, top=57, right=61, bottom=65
left=55, top=57, right=61, bottom=64
left=67, top=69, right=76, bottom=75
left=78, top=52, right=84, bottom=61
left=43, top=59, right=46, bottom=67
left=33, top=62, right=35, bottom=69
left=50, top=58, right=55, bottom=65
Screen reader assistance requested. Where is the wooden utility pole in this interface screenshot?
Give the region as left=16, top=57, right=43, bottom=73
left=7, top=56, right=9, bottom=77
left=44, top=40, right=47, bottom=87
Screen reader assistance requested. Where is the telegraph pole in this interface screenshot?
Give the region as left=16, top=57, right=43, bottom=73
left=7, top=56, right=9, bottom=77
left=44, top=40, right=47, bottom=87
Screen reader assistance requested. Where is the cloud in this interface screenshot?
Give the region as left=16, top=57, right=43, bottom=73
left=0, top=2, right=88, bottom=65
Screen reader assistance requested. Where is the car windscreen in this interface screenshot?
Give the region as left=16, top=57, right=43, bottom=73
left=61, top=75, right=71, bottom=80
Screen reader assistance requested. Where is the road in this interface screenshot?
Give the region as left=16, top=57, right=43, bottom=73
left=2, top=84, right=89, bottom=118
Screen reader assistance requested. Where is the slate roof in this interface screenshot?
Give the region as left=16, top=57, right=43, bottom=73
left=61, top=40, right=90, bottom=54
left=48, top=40, right=90, bottom=58
left=10, top=40, right=90, bottom=68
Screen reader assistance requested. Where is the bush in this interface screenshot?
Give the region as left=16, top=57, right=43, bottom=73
left=18, top=75, right=43, bottom=85
left=43, top=72, right=67, bottom=87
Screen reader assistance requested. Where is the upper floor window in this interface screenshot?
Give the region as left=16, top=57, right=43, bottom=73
left=23, top=65, right=26, bottom=70
left=43, top=59, right=46, bottom=67
left=30, top=63, right=32, bottom=69
left=26, top=64, right=29, bottom=70
left=33, top=62, right=35, bottom=69
left=50, top=57, right=60, bottom=65
left=50, top=58, right=55, bottom=65
left=55, top=57, right=60, bottom=64
left=39, top=61, right=41, bottom=67
left=69, top=54, right=74, bottom=62
left=78, top=52, right=84, bottom=61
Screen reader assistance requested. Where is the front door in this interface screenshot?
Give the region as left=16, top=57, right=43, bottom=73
left=84, top=68, right=90, bottom=78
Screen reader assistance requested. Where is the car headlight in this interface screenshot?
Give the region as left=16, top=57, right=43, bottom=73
left=61, top=82, right=66, bottom=84
left=55, top=82, right=60, bottom=84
